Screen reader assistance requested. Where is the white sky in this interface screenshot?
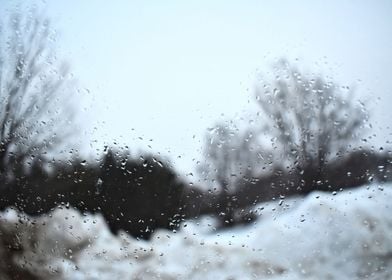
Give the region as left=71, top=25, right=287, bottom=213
left=2, top=0, right=392, bottom=177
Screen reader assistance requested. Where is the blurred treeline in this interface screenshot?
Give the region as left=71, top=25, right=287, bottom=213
left=0, top=149, right=188, bottom=239
left=0, top=145, right=390, bottom=240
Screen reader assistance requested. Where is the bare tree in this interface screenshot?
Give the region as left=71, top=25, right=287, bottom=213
left=199, top=121, right=261, bottom=225
left=255, top=60, right=367, bottom=175
left=0, top=10, right=74, bottom=182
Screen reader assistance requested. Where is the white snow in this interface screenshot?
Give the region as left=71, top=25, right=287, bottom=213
left=1, top=184, right=391, bottom=279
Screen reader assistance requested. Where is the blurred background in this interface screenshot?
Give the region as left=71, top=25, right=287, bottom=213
left=0, top=1, right=391, bottom=278
left=2, top=0, right=391, bottom=174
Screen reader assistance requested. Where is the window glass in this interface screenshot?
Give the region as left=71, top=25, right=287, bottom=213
left=0, top=1, right=391, bottom=279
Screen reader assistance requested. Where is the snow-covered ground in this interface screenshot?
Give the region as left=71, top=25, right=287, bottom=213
left=1, top=183, right=391, bottom=279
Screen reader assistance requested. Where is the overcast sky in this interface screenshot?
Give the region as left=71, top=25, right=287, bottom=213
left=2, top=0, right=392, bottom=177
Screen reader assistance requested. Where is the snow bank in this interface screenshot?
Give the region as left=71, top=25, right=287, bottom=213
left=1, top=184, right=391, bottom=279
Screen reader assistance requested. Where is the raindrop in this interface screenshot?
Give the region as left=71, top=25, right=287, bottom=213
left=95, top=178, right=103, bottom=195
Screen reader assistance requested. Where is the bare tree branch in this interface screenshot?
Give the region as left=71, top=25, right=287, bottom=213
left=0, top=9, right=75, bottom=182
left=255, top=59, right=368, bottom=172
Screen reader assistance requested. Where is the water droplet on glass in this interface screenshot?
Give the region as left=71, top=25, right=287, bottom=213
left=95, top=178, right=103, bottom=195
